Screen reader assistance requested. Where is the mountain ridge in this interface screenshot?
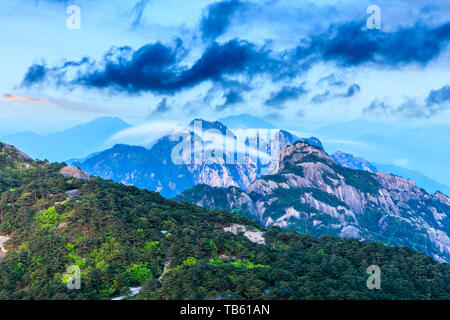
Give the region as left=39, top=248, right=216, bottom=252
left=331, top=151, right=450, bottom=196
left=1, top=117, right=131, bottom=162
left=74, top=120, right=308, bottom=198
left=177, top=140, right=450, bottom=263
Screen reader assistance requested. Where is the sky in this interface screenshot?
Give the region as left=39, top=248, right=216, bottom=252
left=0, top=0, right=449, bottom=184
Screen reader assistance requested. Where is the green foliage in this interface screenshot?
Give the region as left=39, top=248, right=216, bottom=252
left=145, top=241, right=160, bottom=250
left=279, top=165, right=305, bottom=177
left=230, top=259, right=269, bottom=269
left=175, top=184, right=255, bottom=220
left=263, top=188, right=318, bottom=220
left=182, top=257, right=198, bottom=266
left=358, top=208, right=384, bottom=231
left=264, top=175, right=288, bottom=183
left=209, top=258, right=225, bottom=266
left=332, top=165, right=381, bottom=195
left=125, top=263, right=154, bottom=285
left=35, top=206, right=61, bottom=226
left=302, top=188, right=348, bottom=208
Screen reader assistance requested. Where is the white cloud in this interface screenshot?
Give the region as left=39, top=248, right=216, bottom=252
left=110, top=120, right=187, bottom=146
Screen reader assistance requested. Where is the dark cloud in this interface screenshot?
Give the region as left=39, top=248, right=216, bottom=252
left=264, top=84, right=307, bottom=109
left=296, top=21, right=450, bottom=67
left=200, top=0, right=243, bottom=41
left=364, top=94, right=450, bottom=119
left=311, top=83, right=360, bottom=104
left=216, top=90, right=244, bottom=111
left=340, top=84, right=360, bottom=98
left=20, top=16, right=450, bottom=99
left=264, top=112, right=283, bottom=122
left=426, top=85, right=450, bottom=106
left=130, top=0, right=151, bottom=29
left=363, top=99, right=392, bottom=116
left=22, top=64, right=48, bottom=86
left=149, top=98, right=170, bottom=117
left=363, top=99, right=428, bottom=119
left=311, top=91, right=331, bottom=104
left=21, top=39, right=281, bottom=94
left=317, top=73, right=345, bottom=87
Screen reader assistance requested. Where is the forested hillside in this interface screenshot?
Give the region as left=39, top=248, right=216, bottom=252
left=0, top=142, right=449, bottom=300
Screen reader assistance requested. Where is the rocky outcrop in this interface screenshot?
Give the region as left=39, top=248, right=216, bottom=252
left=223, top=224, right=266, bottom=245
left=60, top=166, right=90, bottom=181
left=0, top=142, right=33, bottom=161
left=0, top=235, right=10, bottom=259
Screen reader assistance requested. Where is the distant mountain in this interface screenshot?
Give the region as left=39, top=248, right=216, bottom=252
left=177, top=140, right=450, bottom=264
left=1, top=117, right=131, bottom=162
left=316, top=119, right=450, bottom=191
left=331, top=151, right=450, bottom=196
left=374, top=163, right=450, bottom=197
left=80, top=141, right=196, bottom=198
left=190, top=118, right=229, bottom=134
left=219, top=113, right=277, bottom=129
left=331, top=151, right=377, bottom=172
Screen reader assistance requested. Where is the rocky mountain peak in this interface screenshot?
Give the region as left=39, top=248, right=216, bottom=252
left=0, top=142, right=33, bottom=162
left=275, top=140, right=335, bottom=173
left=276, top=130, right=296, bottom=141
left=434, top=191, right=450, bottom=206
left=60, top=165, right=90, bottom=181
left=178, top=140, right=450, bottom=263
left=189, top=118, right=229, bottom=135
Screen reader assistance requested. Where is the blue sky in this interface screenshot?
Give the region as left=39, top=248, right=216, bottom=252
left=0, top=0, right=449, bottom=184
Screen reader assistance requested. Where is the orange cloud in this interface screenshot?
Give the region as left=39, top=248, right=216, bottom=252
left=1, top=94, right=51, bottom=104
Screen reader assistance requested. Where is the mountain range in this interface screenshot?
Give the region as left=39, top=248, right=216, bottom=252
left=4, top=115, right=450, bottom=265
left=331, top=151, right=450, bottom=196
left=1, top=117, right=131, bottom=162
left=5, top=115, right=448, bottom=196
left=1, top=141, right=450, bottom=299
left=73, top=119, right=322, bottom=198
left=177, top=140, right=450, bottom=263
left=317, top=119, right=450, bottom=192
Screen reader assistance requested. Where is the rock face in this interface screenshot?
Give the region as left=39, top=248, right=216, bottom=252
left=177, top=141, right=450, bottom=263
left=60, top=166, right=90, bottom=181
left=223, top=224, right=266, bottom=245
left=0, top=235, right=10, bottom=259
